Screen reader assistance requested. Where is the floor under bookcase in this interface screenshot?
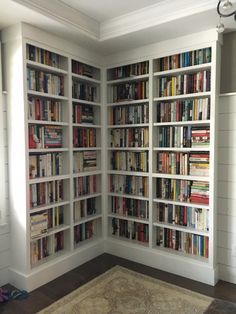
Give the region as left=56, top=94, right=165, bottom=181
left=1, top=253, right=236, bottom=314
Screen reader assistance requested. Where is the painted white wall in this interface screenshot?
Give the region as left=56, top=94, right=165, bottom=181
left=0, top=49, right=9, bottom=285
left=218, top=94, right=236, bottom=284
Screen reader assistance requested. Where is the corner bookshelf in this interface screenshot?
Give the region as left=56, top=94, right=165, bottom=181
left=26, top=44, right=72, bottom=267
left=105, top=38, right=220, bottom=285
left=152, top=47, right=213, bottom=262
left=71, top=58, right=102, bottom=248
left=106, top=61, right=150, bottom=245
left=2, top=22, right=104, bottom=291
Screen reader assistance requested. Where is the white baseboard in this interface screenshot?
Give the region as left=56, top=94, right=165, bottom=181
left=8, top=240, right=104, bottom=291
left=105, top=238, right=218, bottom=286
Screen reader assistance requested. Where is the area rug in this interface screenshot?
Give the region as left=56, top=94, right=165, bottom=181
left=37, top=266, right=213, bottom=314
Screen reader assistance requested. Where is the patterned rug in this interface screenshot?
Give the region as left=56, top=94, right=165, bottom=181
left=37, top=266, right=213, bottom=314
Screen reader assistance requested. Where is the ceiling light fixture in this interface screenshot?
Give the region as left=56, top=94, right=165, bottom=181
left=216, top=0, right=236, bottom=33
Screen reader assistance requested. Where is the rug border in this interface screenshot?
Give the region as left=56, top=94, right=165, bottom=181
left=37, top=265, right=213, bottom=313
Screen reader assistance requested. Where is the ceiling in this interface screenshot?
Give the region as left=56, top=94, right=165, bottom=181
left=1, top=0, right=236, bottom=55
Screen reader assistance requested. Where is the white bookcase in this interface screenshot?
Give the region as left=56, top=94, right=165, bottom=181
left=105, top=30, right=221, bottom=285
left=2, top=23, right=221, bottom=290
left=2, top=23, right=104, bottom=291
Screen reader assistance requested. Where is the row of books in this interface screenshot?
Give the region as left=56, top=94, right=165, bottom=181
left=109, top=103, right=149, bottom=125
left=29, top=152, right=63, bottom=179
left=30, top=237, right=50, bottom=266
left=190, top=181, right=209, bottom=204
left=156, top=151, right=209, bottom=177
left=73, top=103, right=94, bottom=124
left=73, top=151, right=97, bottom=173
left=72, top=60, right=94, bottom=78
left=111, top=151, right=148, bottom=172
left=54, top=231, right=64, bottom=252
left=110, top=80, right=149, bottom=103
left=74, top=175, right=97, bottom=198
left=191, top=127, right=210, bottom=147
left=157, top=126, right=210, bottom=148
left=110, top=127, right=149, bottom=148
left=74, top=198, right=97, bottom=221
left=28, top=97, right=63, bottom=122
left=29, top=125, right=63, bottom=149
left=110, top=174, right=148, bottom=197
left=156, top=203, right=209, bottom=231
left=73, top=127, right=96, bottom=148
left=158, top=71, right=211, bottom=97
left=30, top=206, right=64, bottom=238
left=30, top=210, right=48, bottom=238
left=29, top=180, right=64, bottom=208
left=156, top=227, right=209, bottom=258
left=74, top=221, right=94, bottom=244
left=189, top=152, right=210, bottom=176
left=111, top=196, right=149, bottom=219
left=27, top=44, right=62, bottom=68
left=108, top=61, right=149, bottom=80
left=156, top=47, right=211, bottom=72
left=72, top=81, right=97, bottom=102
left=111, top=218, right=149, bottom=243
left=156, top=98, right=210, bottom=123
left=30, top=230, right=65, bottom=266
left=156, top=178, right=209, bottom=205
left=27, top=69, right=64, bottom=96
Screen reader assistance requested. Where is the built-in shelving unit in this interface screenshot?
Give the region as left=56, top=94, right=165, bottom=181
left=2, top=23, right=220, bottom=290
left=105, top=35, right=220, bottom=285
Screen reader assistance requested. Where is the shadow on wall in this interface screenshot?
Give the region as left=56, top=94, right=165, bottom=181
left=221, top=32, right=236, bottom=93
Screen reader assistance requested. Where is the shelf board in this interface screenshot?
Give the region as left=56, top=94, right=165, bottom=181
left=73, top=192, right=102, bottom=202
left=29, top=174, right=70, bottom=184
left=108, top=192, right=149, bottom=201
left=73, top=214, right=102, bottom=226
left=108, top=213, right=149, bottom=224
left=72, top=98, right=101, bottom=107
left=74, top=236, right=102, bottom=250
left=29, top=148, right=69, bottom=153
left=153, top=198, right=210, bottom=209
left=107, top=99, right=149, bottom=107
left=73, top=147, right=101, bottom=151
left=30, top=224, right=70, bottom=242
left=153, top=147, right=210, bottom=152
left=107, top=170, right=149, bottom=177
left=108, top=123, right=149, bottom=128
left=72, top=73, right=101, bottom=84
left=26, top=60, right=68, bottom=75
left=28, top=90, right=68, bottom=100
left=29, top=200, right=70, bottom=214
left=153, top=120, right=210, bottom=127
left=152, top=173, right=209, bottom=182
left=152, top=221, right=209, bottom=236
left=107, top=74, right=149, bottom=85
left=72, top=123, right=101, bottom=128
left=31, top=249, right=70, bottom=269
left=154, top=92, right=211, bottom=102
left=108, top=234, right=149, bottom=247
left=153, top=63, right=211, bottom=77
left=28, top=120, right=69, bottom=126
left=152, top=246, right=208, bottom=263
left=108, top=147, right=149, bottom=151
left=73, top=170, right=102, bottom=177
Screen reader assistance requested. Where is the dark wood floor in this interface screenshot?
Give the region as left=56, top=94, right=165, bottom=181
left=1, top=253, right=236, bottom=314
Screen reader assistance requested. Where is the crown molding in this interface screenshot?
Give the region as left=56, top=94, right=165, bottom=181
left=100, top=0, right=217, bottom=41
left=12, top=0, right=218, bottom=42
left=12, top=0, right=100, bottom=39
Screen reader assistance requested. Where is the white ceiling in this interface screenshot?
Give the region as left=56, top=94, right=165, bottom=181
left=1, top=0, right=236, bottom=55
left=60, top=0, right=162, bottom=22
